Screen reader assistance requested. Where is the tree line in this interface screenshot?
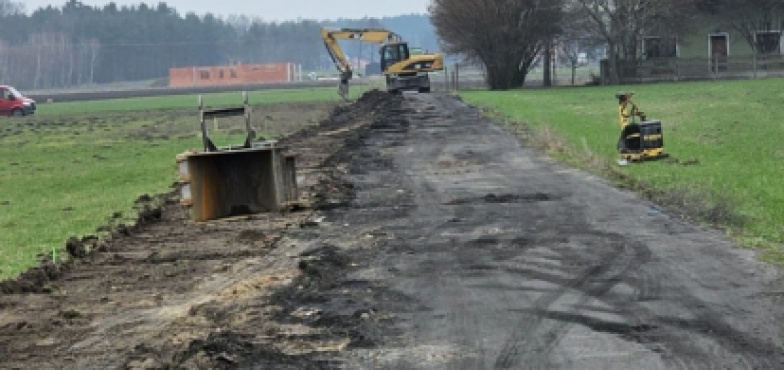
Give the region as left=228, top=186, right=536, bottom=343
left=5, top=0, right=778, bottom=91
left=0, top=0, right=438, bottom=90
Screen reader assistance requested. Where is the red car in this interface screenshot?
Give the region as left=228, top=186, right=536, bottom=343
left=0, top=85, right=36, bottom=117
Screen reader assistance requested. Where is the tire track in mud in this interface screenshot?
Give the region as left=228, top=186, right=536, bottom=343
left=359, top=94, right=660, bottom=369
left=493, top=232, right=652, bottom=369
left=491, top=223, right=779, bottom=369
left=391, top=96, right=665, bottom=368
left=641, top=272, right=783, bottom=369
left=489, top=215, right=779, bottom=367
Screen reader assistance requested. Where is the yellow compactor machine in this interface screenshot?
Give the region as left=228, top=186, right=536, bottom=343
left=616, top=92, right=666, bottom=162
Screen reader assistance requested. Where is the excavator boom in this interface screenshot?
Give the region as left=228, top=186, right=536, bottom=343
left=321, top=28, right=402, bottom=100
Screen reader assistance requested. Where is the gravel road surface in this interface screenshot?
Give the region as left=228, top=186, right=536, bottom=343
left=294, top=93, right=784, bottom=369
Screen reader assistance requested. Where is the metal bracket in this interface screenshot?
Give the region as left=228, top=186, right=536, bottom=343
left=199, top=91, right=255, bottom=152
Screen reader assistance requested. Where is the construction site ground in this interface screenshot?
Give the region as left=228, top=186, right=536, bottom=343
left=1, top=91, right=783, bottom=369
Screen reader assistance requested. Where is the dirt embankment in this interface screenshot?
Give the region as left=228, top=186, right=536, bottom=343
left=0, top=90, right=400, bottom=369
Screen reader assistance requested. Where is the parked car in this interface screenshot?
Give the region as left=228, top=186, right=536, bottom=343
left=0, top=85, right=36, bottom=117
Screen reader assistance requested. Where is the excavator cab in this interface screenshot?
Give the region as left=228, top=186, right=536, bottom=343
left=380, top=42, right=411, bottom=72
left=380, top=42, right=433, bottom=93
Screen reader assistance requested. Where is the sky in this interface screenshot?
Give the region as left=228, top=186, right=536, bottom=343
left=21, top=0, right=431, bottom=21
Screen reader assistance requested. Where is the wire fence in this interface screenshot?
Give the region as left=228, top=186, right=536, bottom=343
left=603, top=55, right=784, bottom=84
left=430, top=63, right=600, bottom=92
left=437, top=55, right=784, bottom=91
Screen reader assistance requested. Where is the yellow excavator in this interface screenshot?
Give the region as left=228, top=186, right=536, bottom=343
left=320, top=27, right=444, bottom=99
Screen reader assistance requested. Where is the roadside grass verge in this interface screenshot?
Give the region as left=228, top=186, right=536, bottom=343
left=461, top=78, right=784, bottom=263
left=0, top=86, right=360, bottom=280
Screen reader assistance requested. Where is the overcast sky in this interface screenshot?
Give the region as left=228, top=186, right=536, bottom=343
left=21, top=0, right=431, bottom=21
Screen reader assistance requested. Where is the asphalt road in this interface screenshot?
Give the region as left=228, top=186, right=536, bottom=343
left=299, top=93, right=784, bottom=369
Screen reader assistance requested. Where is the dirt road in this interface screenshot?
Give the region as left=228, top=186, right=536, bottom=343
left=2, top=91, right=783, bottom=369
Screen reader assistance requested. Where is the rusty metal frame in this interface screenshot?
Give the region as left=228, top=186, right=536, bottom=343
left=176, top=93, right=300, bottom=222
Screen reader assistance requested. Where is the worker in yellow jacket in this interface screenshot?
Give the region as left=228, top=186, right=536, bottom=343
left=616, top=92, right=646, bottom=152
left=617, top=92, right=645, bottom=128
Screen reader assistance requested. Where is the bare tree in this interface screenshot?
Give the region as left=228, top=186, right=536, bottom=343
left=87, top=39, right=101, bottom=85
left=558, top=2, right=603, bottom=84
left=575, top=0, right=699, bottom=84
left=430, top=0, right=563, bottom=89
left=558, top=38, right=587, bottom=85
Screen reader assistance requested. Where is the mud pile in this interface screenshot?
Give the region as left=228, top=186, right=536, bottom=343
left=168, top=90, right=407, bottom=368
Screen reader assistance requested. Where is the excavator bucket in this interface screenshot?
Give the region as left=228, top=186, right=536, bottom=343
left=176, top=93, right=300, bottom=222
left=338, top=70, right=351, bottom=101
left=339, top=79, right=349, bottom=101
left=177, top=147, right=298, bottom=222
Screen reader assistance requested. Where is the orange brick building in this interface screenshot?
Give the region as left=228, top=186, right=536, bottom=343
left=169, top=63, right=298, bottom=87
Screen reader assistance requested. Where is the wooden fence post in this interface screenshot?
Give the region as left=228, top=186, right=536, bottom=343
left=455, top=63, right=460, bottom=92
left=444, top=65, right=449, bottom=92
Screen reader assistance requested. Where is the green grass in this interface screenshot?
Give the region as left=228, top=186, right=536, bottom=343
left=0, top=116, right=186, bottom=278
left=38, top=86, right=362, bottom=116
left=0, top=86, right=365, bottom=280
left=461, top=78, right=784, bottom=262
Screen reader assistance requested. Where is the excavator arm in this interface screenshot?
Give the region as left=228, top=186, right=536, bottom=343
left=321, top=28, right=401, bottom=100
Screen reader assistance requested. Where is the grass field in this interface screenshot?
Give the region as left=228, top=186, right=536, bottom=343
left=0, top=86, right=363, bottom=280
left=37, top=87, right=357, bottom=116
left=461, top=78, right=784, bottom=263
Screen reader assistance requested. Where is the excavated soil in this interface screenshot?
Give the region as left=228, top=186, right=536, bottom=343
left=0, top=90, right=400, bottom=369
left=2, top=90, right=784, bottom=369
